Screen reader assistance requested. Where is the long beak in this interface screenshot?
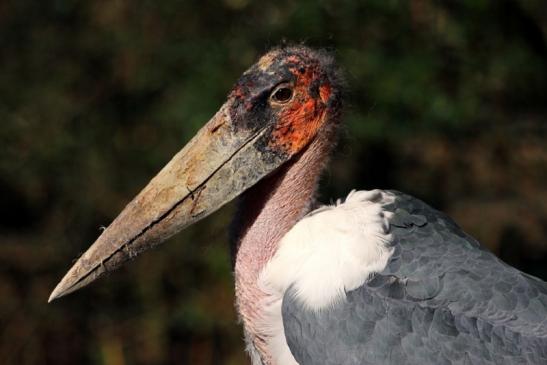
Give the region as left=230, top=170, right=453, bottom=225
left=49, top=101, right=284, bottom=302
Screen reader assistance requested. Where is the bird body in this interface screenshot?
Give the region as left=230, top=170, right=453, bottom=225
left=49, top=46, right=547, bottom=364
left=260, top=189, right=547, bottom=364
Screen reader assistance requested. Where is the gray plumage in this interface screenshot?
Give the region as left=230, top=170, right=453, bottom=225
left=282, top=191, right=547, bottom=365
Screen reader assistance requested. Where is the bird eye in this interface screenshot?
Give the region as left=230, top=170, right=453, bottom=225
left=270, top=85, right=293, bottom=104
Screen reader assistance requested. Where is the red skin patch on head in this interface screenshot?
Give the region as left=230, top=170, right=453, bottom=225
left=272, top=98, right=325, bottom=154
left=270, top=66, right=332, bottom=155
left=319, top=84, right=331, bottom=103
left=286, top=55, right=302, bottom=64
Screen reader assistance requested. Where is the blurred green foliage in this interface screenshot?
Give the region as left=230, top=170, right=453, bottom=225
left=1, top=0, right=547, bottom=364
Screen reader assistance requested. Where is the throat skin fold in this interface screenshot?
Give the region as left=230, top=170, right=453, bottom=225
left=231, top=128, right=336, bottom=364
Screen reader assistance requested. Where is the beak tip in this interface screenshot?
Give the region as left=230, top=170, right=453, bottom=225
left=47, top=262, right=84, bottom=303
left=48, top=276, right=72, bottom=303
left=48, top=284, right=63, bottom=303
left=48, top=253, right=111, bottom=304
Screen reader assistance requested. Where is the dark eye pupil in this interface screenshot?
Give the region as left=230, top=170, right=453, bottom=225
left=272, top=87, right=292, bottom=102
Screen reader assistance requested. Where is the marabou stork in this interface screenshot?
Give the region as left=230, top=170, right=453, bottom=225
left=49, top=46, right=547, bottom=365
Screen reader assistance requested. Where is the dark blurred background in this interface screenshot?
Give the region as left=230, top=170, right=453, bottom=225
left=1, top=0, right=547, bottom=364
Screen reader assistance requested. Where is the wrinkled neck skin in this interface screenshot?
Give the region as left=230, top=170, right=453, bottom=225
left=231, top=127, right=336, bottom=365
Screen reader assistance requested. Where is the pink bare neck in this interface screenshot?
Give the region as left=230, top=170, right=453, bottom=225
left=231, top=129, right=335, bottom=363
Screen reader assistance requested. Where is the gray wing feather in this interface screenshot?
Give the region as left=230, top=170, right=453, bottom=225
left=282, top=191, right=547, bottom=365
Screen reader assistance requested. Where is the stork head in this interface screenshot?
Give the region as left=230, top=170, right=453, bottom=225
left=49, top=46, right=343, bottom=301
